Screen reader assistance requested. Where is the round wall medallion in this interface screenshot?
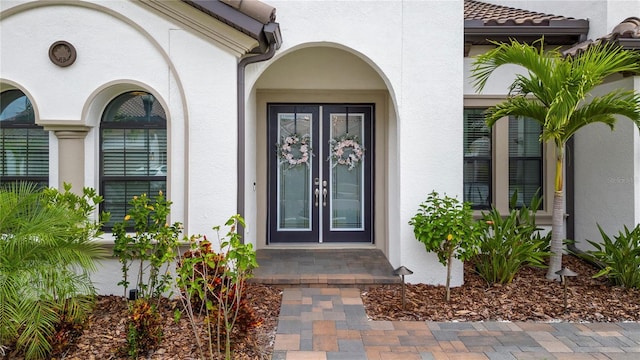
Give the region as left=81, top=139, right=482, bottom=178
left=49, top=41, right=77, bottom=67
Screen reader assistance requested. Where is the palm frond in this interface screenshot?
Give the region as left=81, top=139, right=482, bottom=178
left=471, top=39, right=560, bottom=93
left=485, top=97, right=547, bottom=127
left=570, top=42, right=640, bottom=82
left=15, top=299, right=58, bottom=360
left=564, top=91, right=640, bottom=140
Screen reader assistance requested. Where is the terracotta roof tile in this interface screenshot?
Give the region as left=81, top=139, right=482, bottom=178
left=563, top=17, right=640, bottom=56
left=464, top=0, right=589, bottom=48
left=464, top=0, right=574, bottom=26
left=602, top=17, right=640, bottom=41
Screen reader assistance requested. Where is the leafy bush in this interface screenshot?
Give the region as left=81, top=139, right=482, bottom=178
left=112, top=191, right=182, bottom=300
left=581, top=224, right=640, bottom=289
left=409, top=191, right=479, bottom=301
left=473, top=192, right=549, bottom=285
left=112, top=191, right=182, bottom=358
left=121, top=299, right=163, bottom=358
left=176, top=215, right=260, bottom=360
left=0, top=182, right=107, bottom=360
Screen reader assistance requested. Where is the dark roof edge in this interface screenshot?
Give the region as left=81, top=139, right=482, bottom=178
left=465, top=18, right=589, bottom=45
left=465, top=19, right=589, bottom=33
left=181, top=0, right=281, bottom=54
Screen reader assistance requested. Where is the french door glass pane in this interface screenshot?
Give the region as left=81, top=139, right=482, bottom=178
left=329, top=113, right=364, bottom=230
left=277, top=113, right=312, bottom=230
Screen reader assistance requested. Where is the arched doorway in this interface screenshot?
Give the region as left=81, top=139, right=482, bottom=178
left=251, top=45, right=396, bottom=251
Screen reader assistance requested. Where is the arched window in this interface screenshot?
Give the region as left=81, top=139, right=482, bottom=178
left=0, top=89, right=49, bottom=188
left=100, top=91, right=167, bottom=228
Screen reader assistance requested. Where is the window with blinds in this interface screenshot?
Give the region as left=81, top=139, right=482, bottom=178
left=509, top=116, right=542, bottom=208
left=0, top=90, right=49, bottom=188
left=100, top=91, right=167, bottom=228
left=463, top=108, right=491, bottom=209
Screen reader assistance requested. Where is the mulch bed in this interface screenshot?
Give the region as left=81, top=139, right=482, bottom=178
left=4, top=256, right=640, bottom=359
left=363, top=255, right=640, bottom=322
left=1, top=284, right=282, bottom=360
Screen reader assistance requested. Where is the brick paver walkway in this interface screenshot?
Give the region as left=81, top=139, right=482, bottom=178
left=272, top=287, right=640, bottom=360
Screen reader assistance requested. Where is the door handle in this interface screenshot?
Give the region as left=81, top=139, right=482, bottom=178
left=322, top=180, right=328, bottom=207
left=314, top=188, right=319, bottom=207
left=322, top=188, right=327, bottom=207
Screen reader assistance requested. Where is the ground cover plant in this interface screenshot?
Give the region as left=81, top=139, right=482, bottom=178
left=473, top=192, right=549, bottom=285
left=0, top=182, right=107, bottom=360
left=581, top=223, right=640, bottom=289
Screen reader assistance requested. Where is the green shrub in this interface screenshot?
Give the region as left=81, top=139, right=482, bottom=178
left=176, top=215, right=259, bottom=360
left=473, top=192, right=549, bottom=285
left=121, top=299, right=163, bottom=359
left=0, top=182, right=107, bottom=360
left=409, top=191, right=479, bottom=301
left=112, top=191, right=182, bottom=358
left=581, top=224, right=640, bottom=289
left=112, top=191, right=182, bottom=300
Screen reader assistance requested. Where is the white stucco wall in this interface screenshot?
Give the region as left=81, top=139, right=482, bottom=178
left=242, top=0, right=464, bottom=285
left=1, top=0, right=242, bottom=294
left=573, top=76, right=640, bottom=250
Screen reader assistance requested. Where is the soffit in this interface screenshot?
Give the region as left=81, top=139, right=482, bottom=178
left=464, top=0, right=589, bottom=45
left=137, top=0, right=261, bottom=56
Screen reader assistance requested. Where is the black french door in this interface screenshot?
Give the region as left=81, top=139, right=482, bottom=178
left=267, top=104, right=373, bottom=243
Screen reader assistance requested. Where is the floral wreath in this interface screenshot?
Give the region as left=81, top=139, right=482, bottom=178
left=277, top=133, right=312, bottom=167
left=329, top=134, right=365, bottom=171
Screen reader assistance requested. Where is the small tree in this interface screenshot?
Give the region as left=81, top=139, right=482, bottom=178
left=471, top=39, right=640, bottom=280
left=409, top=191, right=479, bottom=301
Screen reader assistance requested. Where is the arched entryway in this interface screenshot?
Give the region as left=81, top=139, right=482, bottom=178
left=248, top=44, right=397, bottom=256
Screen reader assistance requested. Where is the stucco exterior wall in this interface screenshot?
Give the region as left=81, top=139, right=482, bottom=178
left=573, top=76, right=640, bottom=250
left=1, top=0, right=243, bottom=294
left=242, top=0, right=464, bottom=285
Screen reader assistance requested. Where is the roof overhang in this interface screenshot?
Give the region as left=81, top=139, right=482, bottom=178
left=465, top=18, right=590, bottom=46
left=137, top=0, right=281, bottom=56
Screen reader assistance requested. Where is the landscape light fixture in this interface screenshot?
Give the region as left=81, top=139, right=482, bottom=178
left=394, top=266, right=413, bottom=310
left=555, top=267, right=578, bottom=313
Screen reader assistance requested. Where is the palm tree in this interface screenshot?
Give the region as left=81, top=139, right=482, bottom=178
left=470, top=40, right=640, bottom=280
left=0, top=182, right=106, bottom=359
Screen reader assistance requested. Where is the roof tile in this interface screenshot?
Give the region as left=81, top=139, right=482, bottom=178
left=563, top=17, right=640, bottom=56
left=464, top=0, right=574, bottom=26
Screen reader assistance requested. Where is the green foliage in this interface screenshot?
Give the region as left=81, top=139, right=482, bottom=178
left=473, top=192, right=550, bottom=285
left=120, top=299, right=163, bottom=359
left=0, top=182, right=107, bottom=360
left=410, top=191, right=479, bottom=265
left=581, top=224, right=640, bottom=289
left=471, top=38, right=640, bottom=280
left=176, top=215, right=259, bottom=360
left=112, top=192, right=181, bottom=358
left=112, top=191, right=182, bottom=300
left=409, top=191, right=479, bottom=301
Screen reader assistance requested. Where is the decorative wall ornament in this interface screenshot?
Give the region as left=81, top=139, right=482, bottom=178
left=49, top=41, right=77, bottom=67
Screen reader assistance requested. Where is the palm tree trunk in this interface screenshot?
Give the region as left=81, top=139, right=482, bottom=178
left=546, top=145, right=565, bottom=281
